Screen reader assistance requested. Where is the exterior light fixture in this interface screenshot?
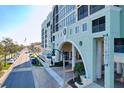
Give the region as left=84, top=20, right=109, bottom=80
left=79, top=41, right=82, bottom=46
left=63, top=28, right=66, bottom=35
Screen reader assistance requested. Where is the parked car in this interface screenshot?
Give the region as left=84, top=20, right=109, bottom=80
left=6, top=58, right=15, bottom=64
left=46, top=53, right=52, bottom=59
left=31, top=58, right=37, bottom=64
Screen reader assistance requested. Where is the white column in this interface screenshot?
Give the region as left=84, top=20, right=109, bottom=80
left=116, top=63, right=122, bottom=74
left=104, top=34, right=114, bottom=88
left=122, top=64, right=124, bottom=78
left=96, top=40, right=102, bottom=79
left=72, top=45, right=76, bottom=70
left=68, top=52, right=71, bottom=63
left=55, top=51, right=59, bottom=62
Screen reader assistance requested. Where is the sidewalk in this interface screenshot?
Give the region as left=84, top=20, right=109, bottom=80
left=32, top=66, right=60, bottom=88
left=36, top=57, right=64, bottom=87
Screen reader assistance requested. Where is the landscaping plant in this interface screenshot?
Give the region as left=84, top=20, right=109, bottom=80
left=74, top=63, right=85, bottom=83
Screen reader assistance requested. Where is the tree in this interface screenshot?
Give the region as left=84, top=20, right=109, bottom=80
left=1, top=38, right=13, bottom=66
left=0, top=37, right=25, bottom=67
left=0, top=43, right=4, bottom=58
left=0, top=43, right=4, bottom=70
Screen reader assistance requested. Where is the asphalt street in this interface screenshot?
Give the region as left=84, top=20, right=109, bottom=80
left=2, top=49, right=61, bottom=88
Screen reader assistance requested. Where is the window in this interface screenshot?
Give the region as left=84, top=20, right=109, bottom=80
left=65, top=5, right=76, bottom=15
left=70, top=29, right=72, bottom=35
left=47, top=21, right=50, bottom=27
left=53, top=43, right=55, bottom=49
left=75, top=26, right=80, bottom=33
left=82, top=23, right=87, bottom=32
left=56, top=24, right=58, bottom=32
left=114, top=38, right=124, bottom=53
left=45, top=30, right=47, bottom=34
left=59, top=19, right=66, bottom=30
left=90, top=5, right=105, bottom=14
left=64, top=52, right=69, bottom=60
left=66, top=12, right=76, bottom=26
left=53, top=36, right=55, bottom=41
left=92, top=16, right=105, bottom=33
left=78, top=5, right=88, bottom=20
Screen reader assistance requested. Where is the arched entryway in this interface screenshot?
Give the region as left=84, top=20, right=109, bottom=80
left=58, top=41, right=87, bottom=77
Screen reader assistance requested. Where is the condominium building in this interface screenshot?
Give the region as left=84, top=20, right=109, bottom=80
left=41, top=5, right=124, bottom=88
left=41, top=12, right=53, bottom=50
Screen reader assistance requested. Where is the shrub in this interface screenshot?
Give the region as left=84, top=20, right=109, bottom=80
left=74, top=63, right=85, bottom=83
left=0, top=62, right=2, bottom=71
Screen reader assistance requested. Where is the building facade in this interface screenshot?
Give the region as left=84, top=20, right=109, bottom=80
left=41, top=12, right=53, bottom=51
left=41, top=5, right=124, bottom=88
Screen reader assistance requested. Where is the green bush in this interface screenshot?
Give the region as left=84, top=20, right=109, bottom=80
left=0, top=62, right=2, bottom=71
left=74, top=63, right=85, bottom=83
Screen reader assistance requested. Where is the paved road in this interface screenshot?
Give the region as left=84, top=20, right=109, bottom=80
left=2, top=49, right=35, bottom=88
left=2, top=49, right=61, bottom=88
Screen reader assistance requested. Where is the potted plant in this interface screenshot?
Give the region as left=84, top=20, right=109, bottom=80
left=74, top=63, right=85, bottom=85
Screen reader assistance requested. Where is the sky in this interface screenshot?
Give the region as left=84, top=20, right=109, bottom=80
left=0, top=5, right=52, bottom=45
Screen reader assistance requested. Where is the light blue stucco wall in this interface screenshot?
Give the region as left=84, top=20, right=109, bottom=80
left=53, top=6, right=121, bottom=87
left=120, top=6, right=124, bottom=37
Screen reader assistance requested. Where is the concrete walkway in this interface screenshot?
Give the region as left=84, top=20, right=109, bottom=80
left=37, top=57, right=64, bottom=87
left=32, top=66, right=60, bottom=88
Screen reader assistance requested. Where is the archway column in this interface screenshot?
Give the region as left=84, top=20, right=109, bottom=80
left=96, top=40, right=102, bottom=79
left=69, top=52, right=72, bottom=64
left=104, top=34, right=114, bottom=88
left=72, top=44, right=76, bottom=70
left=55, top=51, right=60, bottom=62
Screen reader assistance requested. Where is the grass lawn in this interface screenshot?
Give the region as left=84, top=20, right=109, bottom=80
left=1, top=62, right=12, bottom=70
left=0, top=62, right=12, bottom=78
left=0, top=71, right=4, bottom=78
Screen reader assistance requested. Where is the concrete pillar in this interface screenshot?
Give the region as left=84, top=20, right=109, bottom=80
left=72, top=45, right=76, bottom=70
left=96, top=40, right=102, bottom=79
left=116, top=63, right=122, bottom=74
left=104, top=34, right=114, bottom=88
left=122, top=64, right=124, bottom=78
left=55, top=51, right=59, bottom=62
left=69, top=52, right=71, bottom=63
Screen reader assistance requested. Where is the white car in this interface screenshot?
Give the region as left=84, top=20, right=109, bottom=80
left=6, top=58, right=15, bottom=64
